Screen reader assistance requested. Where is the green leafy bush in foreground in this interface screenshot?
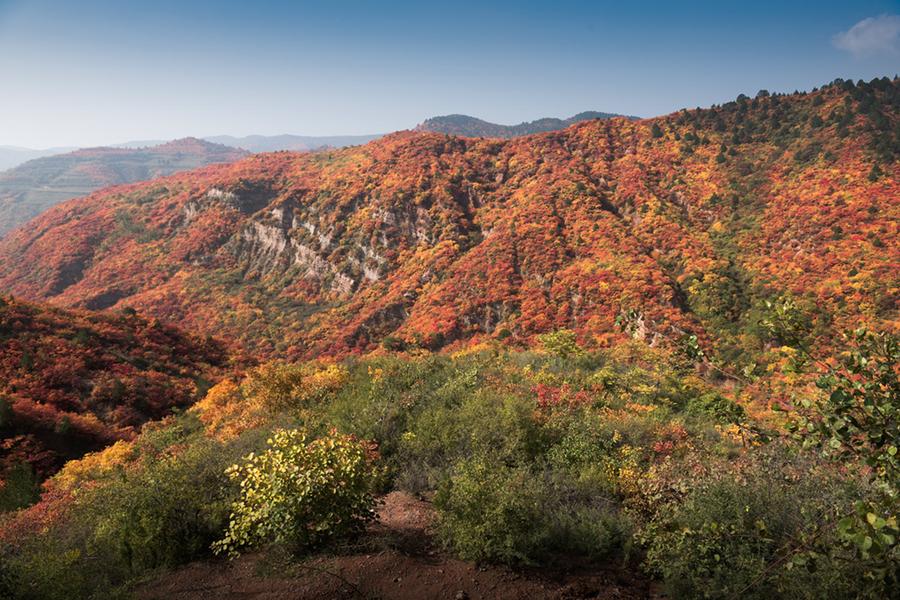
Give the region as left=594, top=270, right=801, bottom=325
left=1, top=416, right=248, bottom=600
left=641, top=450, right=867, bottom=599
left=791, top=329, right=900, bottom=590
left=213, top=428, right=378, bottom=557
left=435, top=454, right=628, bottom=565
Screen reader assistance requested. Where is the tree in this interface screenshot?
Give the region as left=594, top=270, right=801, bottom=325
left=792, top=330, right=899, bottom=581
left=868, top=163, right=883, bottom=182
left=537, top=329, right=583, bottom=358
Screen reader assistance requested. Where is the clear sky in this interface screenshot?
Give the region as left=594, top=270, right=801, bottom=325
left=1, top=0, right=898, bottom=148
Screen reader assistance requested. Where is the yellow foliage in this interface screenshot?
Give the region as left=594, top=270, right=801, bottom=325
left=50, top=440, right=135, bottom=492
left=449, top=341, right=496, bottom=359
left=192, top=363, right=350, bottom=440
left=191, top=379, right=263, bottom=440
left=298, top=363, right=349, bottom=403
left=625, top=402, right=656, bottom=414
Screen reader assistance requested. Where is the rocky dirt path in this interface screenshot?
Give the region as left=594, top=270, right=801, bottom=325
left=135, top=491, right=652, bottom=599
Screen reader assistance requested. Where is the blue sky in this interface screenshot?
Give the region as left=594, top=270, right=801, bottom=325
left=1, top=0, right=898, bottom=148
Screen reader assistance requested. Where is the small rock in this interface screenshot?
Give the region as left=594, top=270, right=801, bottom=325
left=454, top=591, right=468, bottom=600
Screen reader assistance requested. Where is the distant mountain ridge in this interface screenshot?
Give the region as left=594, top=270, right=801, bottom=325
left=203, top=134, right=383, bottom=152
left=114, top=134, right=384, bottom=152
left=0, top=138, right=248, bottom=237
left=0, top=145, right=76, bottom=172
left=416, top=111, right=640, bottom=138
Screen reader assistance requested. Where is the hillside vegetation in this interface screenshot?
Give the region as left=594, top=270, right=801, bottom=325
left=0, top=138, right=247, bottom=237
left=0, top=79, right=895, bottom=366
left=0, top=77, right=897, bottom=599
left=0, top=296, right=230, bottom=509
left=1, top=329, right=897, bottom=598
left=415, top=110, right=638, bottom=137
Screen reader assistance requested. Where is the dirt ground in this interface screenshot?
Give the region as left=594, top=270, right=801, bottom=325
left=135, top=492, right=654, bottom=600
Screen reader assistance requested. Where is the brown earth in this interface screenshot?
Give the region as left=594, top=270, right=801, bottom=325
left=134, top=491, right=654, bottom=600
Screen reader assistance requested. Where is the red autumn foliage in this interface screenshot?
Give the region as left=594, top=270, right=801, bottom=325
left=532, top=383, right=593, bottom=411
left=0, top=296, right=230, bottom=481
left=0, top=79, right=895, bottom=363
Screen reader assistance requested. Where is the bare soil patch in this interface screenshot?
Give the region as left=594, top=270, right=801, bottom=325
left=135, top=491, right=653, bottom=600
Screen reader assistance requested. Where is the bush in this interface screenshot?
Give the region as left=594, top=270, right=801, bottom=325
left=641, top=453, right=864, bottom=599
left=398, top=389, right=547, bottom=492
left=435, top=455, right=627, bottom=565
left=87, top=438, right=237, bottom=572
left=0, top=463, right=40, bottom=512
left=537, top=329, right=583, bottom=358
left=213, top=428, right=378, bottom=557
left=793, top=329, right=900, bottom=586
left=686, top=392, right=745, bottom=424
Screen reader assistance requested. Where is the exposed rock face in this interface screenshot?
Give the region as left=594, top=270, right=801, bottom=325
left=224, top=194, right=405, bottom=296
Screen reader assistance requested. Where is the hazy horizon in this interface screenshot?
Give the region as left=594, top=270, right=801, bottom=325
left=2, top=0, right=899, bottom=148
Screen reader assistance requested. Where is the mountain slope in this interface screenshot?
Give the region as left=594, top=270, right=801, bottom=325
left=0, top=295, right=230, bottom=486
left=0, top=79, right=896, bottom=361
left=0, top=145, right=76, bottom=172
left=0, top=138, right=248, bottom=237
left=416, top=111, right=639, bottom=138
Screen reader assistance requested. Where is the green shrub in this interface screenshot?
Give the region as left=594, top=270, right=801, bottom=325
left=1, top=418, right=261, bottom=600
left=398, top=389, right=547, bottom=492
left=793, top=329, right=900, bottom=587
left=435, top=456, right=545, bottom=564
left=686, top=392, right=745, bottom=424
left=213, top=428, right=377, bottom=557
left=537, top=329, right=583, bottom=358
left=0, top=463, right=40, bottom=512
left=88, top=438, right=236, bottom=572
left=435, top=455, right=627, bottom=565
left=641, top=455, right=864, bottom=599
left=315, top=355, right=461, bottom=461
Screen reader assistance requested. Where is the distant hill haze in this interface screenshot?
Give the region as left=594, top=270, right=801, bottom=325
left=0, top=79, right=895, bottom=360
left=415, top=111, right=640, bottom=138
left=204, top=134, right=383, bottom=153
left=114, top=134, right=384, bottom=152
left=0, top=138, right=248, bottom=237
left=0, top=146, right=75, bottom=172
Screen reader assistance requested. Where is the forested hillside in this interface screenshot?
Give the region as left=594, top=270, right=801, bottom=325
left=0, top=296, right=230, bottom=508
left=0, top=77, right=898, bottom=600
left=416, top=110, right=638, bottom=137
left=0, top=78, right=895, bottom=365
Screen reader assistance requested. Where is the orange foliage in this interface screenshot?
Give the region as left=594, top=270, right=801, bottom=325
left=0, top=79, right=894, bottom=362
